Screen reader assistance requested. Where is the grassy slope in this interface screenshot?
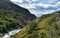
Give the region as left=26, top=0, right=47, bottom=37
left=11, top=11, right=60, bottom=38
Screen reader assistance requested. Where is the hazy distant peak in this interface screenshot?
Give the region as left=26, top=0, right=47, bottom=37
left=2, top=0, right=10, bottom=2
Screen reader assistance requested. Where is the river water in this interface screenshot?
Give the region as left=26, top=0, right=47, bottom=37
left=2, top=29, right=21, bottom=38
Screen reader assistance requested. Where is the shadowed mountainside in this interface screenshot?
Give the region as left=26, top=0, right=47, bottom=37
left=0, top=0, right=36, bottom=35
left=0, top=0, right=36, bottom=20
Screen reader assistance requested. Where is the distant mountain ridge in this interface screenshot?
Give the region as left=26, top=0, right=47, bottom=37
left=0, top=0, right=10, bottom=2
left=0, top=0, right=36, bottom=20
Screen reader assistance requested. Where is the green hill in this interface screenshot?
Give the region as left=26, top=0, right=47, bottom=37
left=11, top=11, right=60, bottom=38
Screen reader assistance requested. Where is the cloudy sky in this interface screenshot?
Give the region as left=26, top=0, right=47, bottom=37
left=10, top=0, right=60, bottom=17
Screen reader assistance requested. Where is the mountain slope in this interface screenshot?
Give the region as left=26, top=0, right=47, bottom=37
left=0, top=0, right=36, bottom=34
left=11, top=11, right=60, bottom=38
left=0, top=0, right=36, bottom=20
left=0, top=9, right=28, bottom=34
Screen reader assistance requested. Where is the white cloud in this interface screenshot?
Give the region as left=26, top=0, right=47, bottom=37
left=56, top=1, right=60, bottom=6
left=26, top=0, right=29, bottom=1
left=10, top=0, right=37, bottom=3
left=19, top=4, right=36, bottom=8
left=19, top=3, right=57, bottom=9
left=31, top=0, right=37, bottom=2
left=11, top=0, right=24, bottom=3
left=10, top=0, right=59, bottom=9
left=10, top=0, right=60, bottom=17
left=37, top=3, right=54, bottom=8
left=29, top=10, right=57, bottom=17
left=45, top=0, right=57, bottom=3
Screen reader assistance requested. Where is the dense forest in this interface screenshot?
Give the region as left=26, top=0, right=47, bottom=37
left=0, top=9, right=34, bottom=34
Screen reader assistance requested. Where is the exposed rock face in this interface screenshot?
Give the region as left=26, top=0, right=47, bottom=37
left=0, top=0, right=37, bottom=20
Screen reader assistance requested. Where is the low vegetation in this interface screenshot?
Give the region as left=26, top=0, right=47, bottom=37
left=11, top=11, right=60, bottom=38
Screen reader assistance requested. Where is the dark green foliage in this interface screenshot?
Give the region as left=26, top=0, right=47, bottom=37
left=40, top=33, right=46, bottom=38
left=0, top=9, right=28, bottom=34
left=27, top=21, right=37, bottom=34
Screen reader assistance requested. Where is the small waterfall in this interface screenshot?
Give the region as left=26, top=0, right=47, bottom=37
left=2, top=29, right=21, bottom=38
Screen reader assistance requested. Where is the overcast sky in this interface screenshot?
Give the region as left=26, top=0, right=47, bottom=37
left=10, top=0, right=60, bottom=17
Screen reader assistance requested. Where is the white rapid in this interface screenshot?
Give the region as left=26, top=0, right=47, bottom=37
left=2, top=29, right=21, bottom=38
